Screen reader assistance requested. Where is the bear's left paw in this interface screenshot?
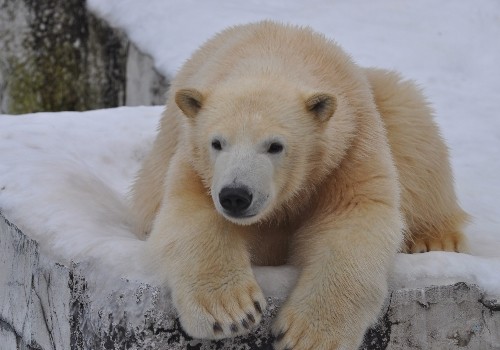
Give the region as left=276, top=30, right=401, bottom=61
left=272, top=306, right=355, bottom=350
left=174, top=274, right=267, bottom=340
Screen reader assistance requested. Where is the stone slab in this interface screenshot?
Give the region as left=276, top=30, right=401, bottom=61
left=0, top=0, right=168, bottom=114
left=0, top=212, right=499, bottom=350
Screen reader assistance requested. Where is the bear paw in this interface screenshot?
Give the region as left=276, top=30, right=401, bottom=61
left=406, top=231, right=468, bottom=253
left=272, top=306, right=356, bottom=350
left=174, top=274, right=267, bottom=339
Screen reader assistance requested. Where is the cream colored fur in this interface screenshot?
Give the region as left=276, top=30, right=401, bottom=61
left=131, top=21, right=468, bottom=350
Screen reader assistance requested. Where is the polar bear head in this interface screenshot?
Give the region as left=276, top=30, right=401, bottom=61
left=175, top=77, right=345, bottom=225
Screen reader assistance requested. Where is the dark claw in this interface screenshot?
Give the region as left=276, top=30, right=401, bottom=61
left=273, top=343, right=290, bottom=350
left=254, top=301, right=262, bottom=314
left=246, top=312, right=255, bottom=324
left=213, top=322, right=222, bottom=334
left=241, top=318, right=250, bottom=329
left=276, top=332, right=285, bottom=342
left=230, top=323, right=238, bottom=333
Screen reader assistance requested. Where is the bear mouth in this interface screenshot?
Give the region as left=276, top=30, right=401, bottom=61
left=219, top=209, right=262, bottom=225
left=222, top=211, right=257, bottom=220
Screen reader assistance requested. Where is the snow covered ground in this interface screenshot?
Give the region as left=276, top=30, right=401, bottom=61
left=1, top=0, right=499, bottom=297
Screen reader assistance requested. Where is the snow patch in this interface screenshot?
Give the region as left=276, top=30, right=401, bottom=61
left=1, top=0, right=499, bottom=298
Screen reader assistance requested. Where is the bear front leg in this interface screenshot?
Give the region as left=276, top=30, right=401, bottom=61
left=273, top=201, right=403, bottom=350
left=146, top=156, right=266, bottom=340
left=130, top=114, right=180, bottom=238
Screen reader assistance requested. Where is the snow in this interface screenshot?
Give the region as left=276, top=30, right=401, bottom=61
left=0, top=107, right=160, bottom=280
left=1, top=0, right=500, bottom=298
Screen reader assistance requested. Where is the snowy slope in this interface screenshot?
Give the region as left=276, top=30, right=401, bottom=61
left=0, top=107, right=160, bottom=279
left=1, top=0, right=499, bottom=297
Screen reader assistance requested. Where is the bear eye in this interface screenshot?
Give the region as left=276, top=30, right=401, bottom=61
left=267, top=142, right=284, bottom=154
left=211, top=139, right=222, bottom=151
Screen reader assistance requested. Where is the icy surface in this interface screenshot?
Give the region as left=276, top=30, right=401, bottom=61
left=1, top=0, right=500, bottom=297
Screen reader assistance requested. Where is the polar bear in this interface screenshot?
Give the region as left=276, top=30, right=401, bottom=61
left=131, top=21, right=468, bottom=350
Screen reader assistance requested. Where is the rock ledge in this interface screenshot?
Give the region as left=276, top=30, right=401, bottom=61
left=1, top=213, right=499, bottom=350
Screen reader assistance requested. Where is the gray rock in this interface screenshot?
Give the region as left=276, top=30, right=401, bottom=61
left=0, top=0, right=168, bottom=114
left=0, top=213, right=70, bottom=350
left=0, top=212, right=499, bottom=349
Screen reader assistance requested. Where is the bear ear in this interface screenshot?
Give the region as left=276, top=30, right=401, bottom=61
left=175, top=88, right=204, bottom=118
left=304, top=93, right=337, bottom=122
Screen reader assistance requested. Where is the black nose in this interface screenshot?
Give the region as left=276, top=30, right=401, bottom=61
left=219, top=187, right=252, bottom=215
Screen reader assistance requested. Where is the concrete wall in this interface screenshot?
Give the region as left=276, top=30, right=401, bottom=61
left=0, top=0, right=168, bottom=114
left=1, top=212, right=499, bottom=350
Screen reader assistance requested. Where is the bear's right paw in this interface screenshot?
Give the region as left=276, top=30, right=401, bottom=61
left=405, top=230, right=469, bottom=253
left=173, top=275, right=267, bottom=339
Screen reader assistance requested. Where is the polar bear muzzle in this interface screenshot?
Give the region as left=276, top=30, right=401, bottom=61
left=210, top=149, right=275, bottom=225
left=218, top=186, right=253, bottom=217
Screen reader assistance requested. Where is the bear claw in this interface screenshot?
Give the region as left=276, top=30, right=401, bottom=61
left=213, top=322, right=222, bottom=334
left=275, top=332, right=285, bottom=342
left=254, top=301, right=263, bottom=314
left=246, top=312, right=255, bottom=324
left=241, top=318, right=250, bottom=329
left=230, top=323, right=238, bottom=333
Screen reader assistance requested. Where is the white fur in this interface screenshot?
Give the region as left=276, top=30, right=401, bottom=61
left=210, top=140, right=279, bottom=224
left=131, top=22, right=468, bottom=349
